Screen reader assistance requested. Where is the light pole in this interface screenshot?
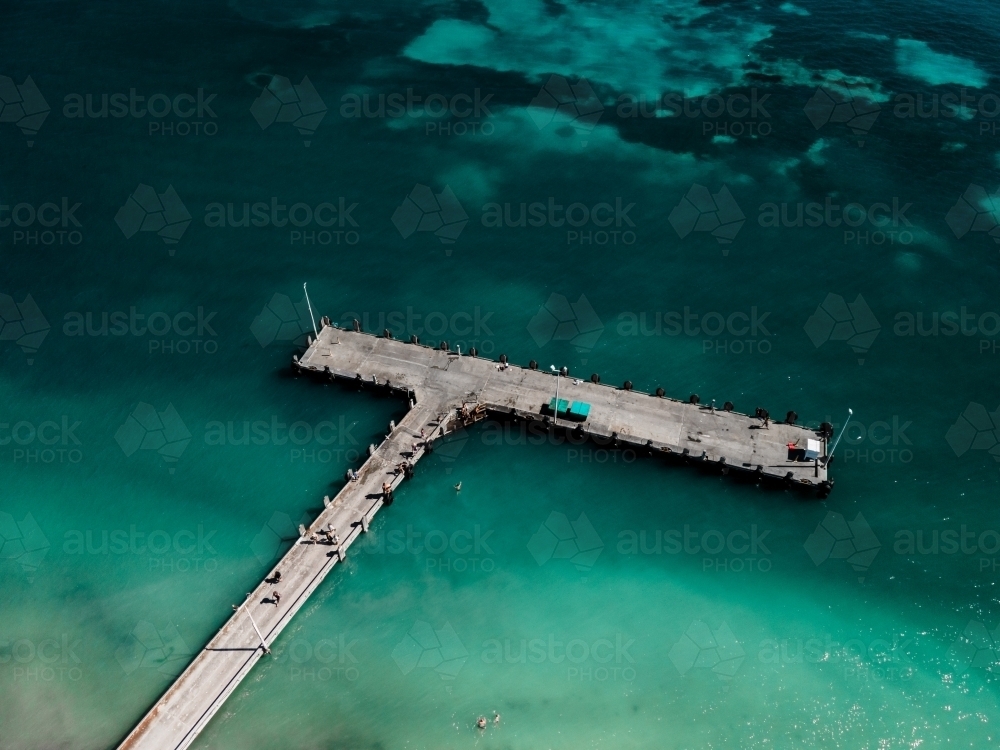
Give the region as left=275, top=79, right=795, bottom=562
left=825, top=408, right=853, bottom=464
left=549, top=365, right=561, bottom=425
left=232, top=593, right=270, bottom=655
left=303, top=282, right=318, bottom=338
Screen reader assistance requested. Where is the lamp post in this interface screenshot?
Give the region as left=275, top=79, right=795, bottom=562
left=549, top=365, right=561, bottom=425
left=303, top=282, right=318, bottom=338
left=232, top=593, right=270, bottom=655
left=825, top=408, right=853, bottom=464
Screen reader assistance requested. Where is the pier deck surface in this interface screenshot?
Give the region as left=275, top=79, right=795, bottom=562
left=118, top=323, right=827, bottom=750
left=299, top=325, right=827, bottom=482
left=119, top=400, right=443, bottom=750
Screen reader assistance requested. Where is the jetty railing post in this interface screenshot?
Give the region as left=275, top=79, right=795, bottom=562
left=303, top=282, right=318, bottom=338
left=825, top=408, right=853, bottom=464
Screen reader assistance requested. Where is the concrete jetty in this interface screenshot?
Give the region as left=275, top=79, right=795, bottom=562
left=118, top=320, right=830, bottom=749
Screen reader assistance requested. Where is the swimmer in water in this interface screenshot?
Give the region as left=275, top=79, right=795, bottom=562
left=493, top=712, right=500, bottom=725
left=476, top=717, right=487, bottom=730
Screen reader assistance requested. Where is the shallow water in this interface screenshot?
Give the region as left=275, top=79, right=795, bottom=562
left=3, top=0, right=1000, bottom=747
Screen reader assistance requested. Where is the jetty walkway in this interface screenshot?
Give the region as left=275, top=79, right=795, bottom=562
left=118, top=320, right=829, bottom=749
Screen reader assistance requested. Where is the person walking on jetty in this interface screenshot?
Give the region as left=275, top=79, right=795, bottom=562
left=272, top=591, right=281, bottom=607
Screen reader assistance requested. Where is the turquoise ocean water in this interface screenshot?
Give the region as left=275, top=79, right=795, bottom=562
left=4, top=0, right=1000, bottom=747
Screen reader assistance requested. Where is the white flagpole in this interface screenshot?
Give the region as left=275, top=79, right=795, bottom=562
left=303, top=282, right=318, bottom=337
left=826, top=408, right=853, bottom=463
